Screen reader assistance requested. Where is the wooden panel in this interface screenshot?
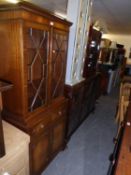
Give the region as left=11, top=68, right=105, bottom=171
left=52, top=118, right=66, bottom=153
left=114, top=103, right=131, bottom=175
left=65, top=74, right=101, bottom=139
left=0, top=20, right=25, bottom=116
left=30, top=131, right=50, bottom=175
left=51, top=104, right=67, bottom=122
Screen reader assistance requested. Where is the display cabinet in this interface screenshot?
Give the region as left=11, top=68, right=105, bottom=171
left=0, top=2, right=71, bottom=175
left=83, top=25, right=102, bottom=78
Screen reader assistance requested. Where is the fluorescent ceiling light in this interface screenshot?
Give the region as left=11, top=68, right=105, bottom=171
left=6, top=0, right=20, bottom=3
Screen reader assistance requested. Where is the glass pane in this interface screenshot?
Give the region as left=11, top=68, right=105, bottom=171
left=24, top=27, right=48, bottom=111
left=51, top=30, right=68, bottom=99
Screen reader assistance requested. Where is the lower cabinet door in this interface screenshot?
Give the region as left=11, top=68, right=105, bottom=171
left=30, top=130, right=50, bottom=175
left=52, top=118, right=66, bottom=154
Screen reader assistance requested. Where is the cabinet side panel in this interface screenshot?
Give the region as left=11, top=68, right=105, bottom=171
left=0, top=20, right=25, bottom=117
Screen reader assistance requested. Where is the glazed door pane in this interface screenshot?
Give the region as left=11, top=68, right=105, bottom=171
left=24, top=27, right=49, bottom=111
left=51, top=29, right=68, bottom=99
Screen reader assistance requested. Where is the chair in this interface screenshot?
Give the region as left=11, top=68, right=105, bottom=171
left=116, top=81, right=131, bottom=124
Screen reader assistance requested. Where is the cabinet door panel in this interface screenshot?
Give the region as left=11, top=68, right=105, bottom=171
left=52, top=119, right=66, bottom=153
left=24, top=26, right=49, bottom=112
left=51, top=29, right=68, bottom=99
left=30, top=131, right=50, bottom=175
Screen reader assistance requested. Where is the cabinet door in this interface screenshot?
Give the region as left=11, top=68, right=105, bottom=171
left=82, top=79, right=96, bottom=118
left=52, top=118, right=66, bottom=154
left=51, top=29, right=68, bottom=99
left=30, top=131, right=50, bottom=175
left=24, top=26, right=49, bottom=112
left=68, top=89, right=83, bottom=136
left=83, top=26, right=101, bottom=78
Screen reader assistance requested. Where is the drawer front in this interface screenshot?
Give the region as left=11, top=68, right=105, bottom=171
left=31, top=112, right=52, bottom=136
left=32, top=121, right=47, bottom=136
left=51, top=104, right=67, bottom=122
left=31, top=101, right=68, bottom=136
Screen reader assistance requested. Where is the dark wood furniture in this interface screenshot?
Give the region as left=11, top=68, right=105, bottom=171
left=114, top=103, right=131, bottom=175
left=0, top=80, right=13, bottom=158
left=108, top=102, right=131, bottom=175
left=83, top=25, right=102, bottom=78
left=65, top=73, right=101, bottom=139
left=108, top=77, right=131, bottom=175
left=0, top=2, right=71, bottom=175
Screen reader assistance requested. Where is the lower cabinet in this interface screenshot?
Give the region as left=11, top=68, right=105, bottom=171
left=29, top=100, right=68, bottom=175
left=65, top=73, right=101, bottom=139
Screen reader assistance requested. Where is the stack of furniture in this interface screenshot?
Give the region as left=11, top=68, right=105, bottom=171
left=97, top=40, right=126, bottom=94
left=108, top=76, right=131, bottom=175
left=0, top=2, right=71, bottom=175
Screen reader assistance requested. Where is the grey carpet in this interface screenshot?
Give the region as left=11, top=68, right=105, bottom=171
left=42, top=90, right=118, bottom=175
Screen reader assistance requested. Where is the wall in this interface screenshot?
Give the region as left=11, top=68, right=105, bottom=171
left=102, top=34, right=131, bottom=63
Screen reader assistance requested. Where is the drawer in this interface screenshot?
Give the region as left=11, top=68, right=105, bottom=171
left=51, top=105, right=67, bottom=122
left=32, top=121, right=48, bottom=136
left=30, top=101, right=68, bottom=136
left=31, top=112, right=52, bottom=136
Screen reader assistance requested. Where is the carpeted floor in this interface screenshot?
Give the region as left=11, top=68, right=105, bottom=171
left=42, top=89, right=119, bottom=175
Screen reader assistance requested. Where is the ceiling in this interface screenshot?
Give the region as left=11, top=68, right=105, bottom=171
left=0, top=0, right=67, bottom=17
left=92, top=0, right=131, bottom=34
left=1, top=0, right=131, bottom=35
left=25, top=0, right=67, bottom=17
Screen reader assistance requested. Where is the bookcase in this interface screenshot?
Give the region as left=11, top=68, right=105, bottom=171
left=0, top=2, right=71, bottom=175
